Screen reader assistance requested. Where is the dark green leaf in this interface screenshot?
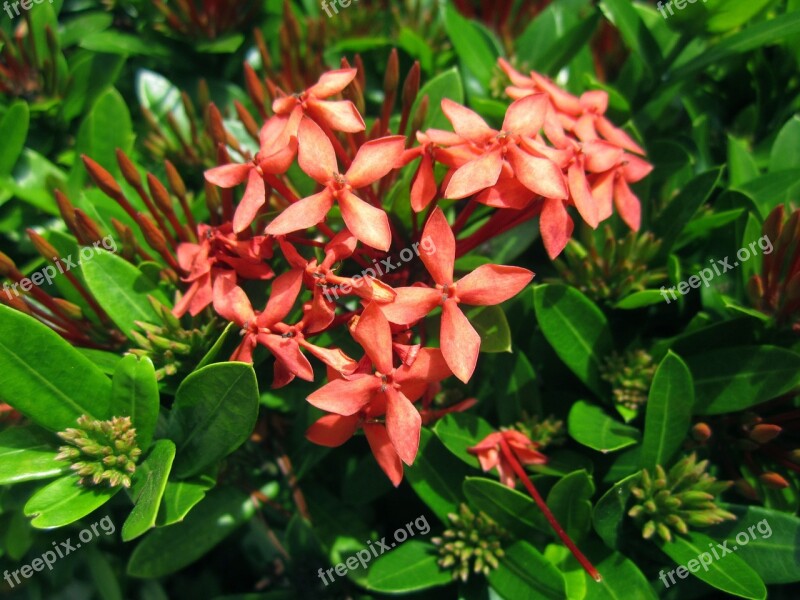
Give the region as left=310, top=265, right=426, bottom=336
left=463, top=476, right=548, bottom=538
left=592, top=471, right=640, bottom=549
left=122, top=440, right=176, bottom=541
left=467, top=304, right=512, bottom=353
left=156, top=477, right=215, bottom=526
left=584, top=551, right=657, bottom=599
left=488, top=540, right=566, bottom=600
left=433, top=413, right=495, bottom=468
left=110, top=355, right=159, bottom=451
left=548, top=470, right=594, bottom=541
left=364, top=540, right=450, bottom=593
left=568, top=400, right=640, bottom=453
left=24, top=475, right=120, bottom=528
left=0, top=101, right=30, bottom=176
left=443, top=3, right=499, bottom=90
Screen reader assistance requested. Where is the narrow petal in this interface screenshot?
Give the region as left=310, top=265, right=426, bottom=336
left=441, top=98, right=495, bottom=141
left=596, top=116, right=646, bottom=155
left=380, top=286, right=441, bottom=325
left=568, top=160, right=599, bottom=228
left=497, top=58, right=533, bottom=87
left=591, top=170, right=615, bottom=222
left=420, top=207, right=455, bottom=286
left=397, top=348, right=452, bottom=397
left=572, top=113, right=599, bottom=142
left=530, top=72, right=582, bottom=115
left=306, top=414, right=359, bottom=447
left=410, top=153, right=438, bottom=212
left=353, top=302, right=394, bottom=373
left=507, top=145, right=568, bottom=200
left=233, top=169, right=267, bottom=233
left=205, top=163, right=251, bottom=188
left=621, top=154, right=653, bottom=183
left=502, top=94, right=547, bottom=137
left=614, top=177, right=641, bottom=231
left=259, top=334, right=314, bottom=382
left=308, top=68, right=357, bottom=98
left=265, top=189, right=334, bottom=236
left=363, top=424, right=404, bottom=486
left=475, top=177, right=534, bottom=209
left=307, top=98, right=365, bottom=133
left=212, top=273, right=254, bottom=325
left=444, top=150, right=503, bottom=199
left=385, top=387, right=421, bottom=466
left=457, top=265, right=534, bottom=305
left=298, top=117, right=338, bottom=184
left=230, top=335, right=257, bottom=363
left=346, top=135, right=407, bottom=188
left=582, top=141, right=624, bottom=173
left=299, top=340, right=358, bottom=375
left=307, top=375, right=380, bottom=415
left=338, top=191, right=391, bottom=251
left=540, top=198, right=573, bottom=259
left=579, top=90, right=609, bottom=114
left=259, top=269, right=304, bottom=326
left=187, top=274, right=212, bottom=317
left=441, top=299, right=480, bottom=383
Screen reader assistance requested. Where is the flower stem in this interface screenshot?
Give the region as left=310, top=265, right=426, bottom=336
left=498, top=436, right=602, bottom=582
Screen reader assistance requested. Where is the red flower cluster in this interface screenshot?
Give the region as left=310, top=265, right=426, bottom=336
left=187, top=60, right=650, bottom=484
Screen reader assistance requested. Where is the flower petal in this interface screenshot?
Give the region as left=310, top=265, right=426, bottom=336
left=507, top=145, right=567, bottom=200
left=441, top=299, right=480, bottom=383
left=298, top=117, right=338, bottom=184
left=502, top=94, right=547, bottom=137
left=444, top=149, right=503, bottom=199
left=307, top=374, right=381, bottom=415
left=259, top=334, right=314, bottom=382
left=420, top=207, right=455, bottom=286
left=233, top=169, right=267, bottom=233
left=265, top=189, right=334, bottom=236
left=306, top=414, right=359, bottom=447
left=568, top=160, right=599, bottom=228
left=307, top=98, right=365, bottom=133
left=457, top=265, right=534, bottom=305
left=346, top=135, right=406, bottom=188
left=308, top=68, right=358, bottom=98
left=596, top=116, right=645, bottom=155
left=353, top=302, right=394, bottom=374
left=380, top=286, right=441, bottom=325
left=299, top=340, right=358, bottom=375
left=363, top=424, right=404, bottom=486
left=583, top=140, right=624, bottom=173
left=338, top=190, right=391, bottom=251
left=385, top=387, right=421, bottom=466
left=410, top=153, right=438, bottom=213
left=258, top=269, right=304, bottom=326
left=614, top=177, right=641, bottom=231
left=540, top=197, right=573, bottom=259
left=591, top=170, right=615, bottom=222
left=441, top=98, right=495, bottom=141
left=205, top=163, right=251, bottom=188
left=212, top=273, right=254, bottom=325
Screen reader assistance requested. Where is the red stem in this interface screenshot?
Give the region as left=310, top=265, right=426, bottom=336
left=498, top=436, right=602, bottom=582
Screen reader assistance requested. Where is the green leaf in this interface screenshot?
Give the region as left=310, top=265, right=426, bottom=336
left=60, top=12, right=114, bottom=47
left=61, top=53, right=126, bottom=123
left=548, top=470, right=594, bottom=541
left=709, top=504, right=800, bottom=584
left=0, top=101, right=30, bottom=176
left=406, top=68, right=463, bottom=135
left=406, top=429, right=470, bottom=523
left=80, top=31, right=170, bottom=57
left=82, top=249, right=169, bottom=339
left=364, top=540, right=450, bottom=593
left=110, top=355, right=159, bottom=451
left=641, top=351, right=693, bottom=470
left=613, top=290, right=665, bottom=310
left=488, top=540, right=566, bottom=600
left=538, top=13, right=601, bottom=76
left=195, top=322, right=236, bottom=370
left=0, top=304, right=111, bottom=431
left=24, top=475, right=120, bottom=528
left=489, top=350, right=541, bottom=424
left=584, top=551, right=657, bottom=600
left=657, top=531, right=766, bottom=599
left=86, top=548, right=124, bottom=600
left=733, top=169, right=800, bottom=218
left=122, top=440, right=175, bottom=542
left=443, top=3, right=499, bottom=90
left=686, top=346, right=800, bottom=414
left=433, top=413, right=495, bottom=468
left=592, top=471, right=640, bottom=549
left=127, top=488, right=254, bottom=577
left=727, top=135, right=760, bottom=186
left=653, top=168, right=723, bottom=257
left=168, top=363, right=259, bottom=478
left=567, top=400, right=640, bottom=453
left=534, top=284, right=614, bottom=397
left=0, top=426, right=66, bottom=485
left=195, top=34, right=245, bottom=53
left=463, top=476, right=548, bottom=538
left=156, top=477, right=215, bottom=526
left=599, top=0, right=662, bottom=70
left=467, top=304, right=512, bottom=353
left=770, top=114, right=800, bottom=171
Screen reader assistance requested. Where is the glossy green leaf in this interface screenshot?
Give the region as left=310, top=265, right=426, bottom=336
left=406, top=429, right=470, bottom=523
left=534, top=284, right=614, bottom=397
left=443, top=3, right=499, bottom=90
left=82, top=250, right=169, bottom=339
left=24, top=475, right=120, bottom=528
left=568, top=400, right=640, bottom=453
left=548, top=470, right=594, bottom=541
left=406, top=68, right=463, bottom=135
left=584, top=551, right=657, bottom=600
left=156, top=477, right=215, bottom=526
left=86, top=548, right=124, bottom=600
left=686, top=346, right=800, bottom=414
left=195, top=321, right=236, bottom=370
left=657, top=531, right=766, bottom=599
left=0, top=101, right=30, bottom=176
left=463, top=476, right=548, bottom=538
left=127, top=488, right=254, bottom=577
left=0, top=426, right=66, bottom=484
left=122, top=440, right=176, bottom=541
left=433, top=413, right=495, bottom=468
left=733, top=169, right=800, bottom=218
left=80, top=31, right=170, bottom=57
left=110, top=355, right=159, bottom=451
left=168, top=363, right=259, bottom=478
left=641, top=352, right=693, bottom=470
left=364, top=540, right=450, bottom=593
left=600, top=0, right=662, bottom=70
left=62, top=53, right=126, bottom=123
left=468, top=304, right=512, bottom=353
left=592, top=471, right=640, bottom=549
left=770, top=114, right=800, bottom=171
left=727, top=135, right=760, bottom=186
left=614, top=290, right=665, bottom=310
left=0, top=305, right=111, bottom=431
left=488, top=540, right=566, bottom=600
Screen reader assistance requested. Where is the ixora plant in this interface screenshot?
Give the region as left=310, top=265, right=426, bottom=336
left=1, top=1, right=800, bottom=599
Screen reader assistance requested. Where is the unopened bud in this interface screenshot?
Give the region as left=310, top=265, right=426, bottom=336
left=82, top=155, right=123, bottom=199
left=749, top=423, right=782, bottom=444
left=116, top=149, right=142, bottom=188
left=759, top=472, right=789, bottom=489
left=691, top=422, right=712, bottom=442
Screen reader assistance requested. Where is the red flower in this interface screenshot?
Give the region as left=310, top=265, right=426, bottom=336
left=265, top=118, right=404, bottom=250
left=272, top=68, right=365, bottom=134
left=468, top=430, right=546, bottom=487
left=381, top=207, right=533, bottom=382
left=305, top=303, right=451, bottom=481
